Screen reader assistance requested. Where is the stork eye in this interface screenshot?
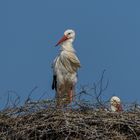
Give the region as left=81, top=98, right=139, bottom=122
left=67, top=32, right=71, bottom=35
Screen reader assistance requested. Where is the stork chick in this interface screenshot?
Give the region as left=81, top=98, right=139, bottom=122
left=52, top=29, right=81, bottom=108
left=110, top=96, right=123, bottom=112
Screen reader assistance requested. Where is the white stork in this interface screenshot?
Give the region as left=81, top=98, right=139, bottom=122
left=52, top=29, right=81, bottom=107
left=110, top=96, right=123, bottom=112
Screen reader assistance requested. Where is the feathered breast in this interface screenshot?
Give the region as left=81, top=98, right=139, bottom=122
left=59, top=51, right=81, bottom=73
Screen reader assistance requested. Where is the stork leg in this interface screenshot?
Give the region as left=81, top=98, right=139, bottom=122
left=67, top=87, right=73, bottom=110
left=56, top=90, right=59, bottom=108
left=68, top=88, right=73, bottom=103
left=56, top=94, right=61, bottom=109
left=56, top=84, right=64, bottom=109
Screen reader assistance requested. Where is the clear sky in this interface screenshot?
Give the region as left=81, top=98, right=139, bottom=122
left=0, top=0, right=140, bottom=108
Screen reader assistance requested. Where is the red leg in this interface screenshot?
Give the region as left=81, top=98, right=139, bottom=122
left=68, top=89, right=73, bottom=103
left=67, top=89, right=73, bottom=111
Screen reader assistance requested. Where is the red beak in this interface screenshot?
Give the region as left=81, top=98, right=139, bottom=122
left=116, top=104, right=123, bottom=112
left=55, top=35, right=68, bottom=46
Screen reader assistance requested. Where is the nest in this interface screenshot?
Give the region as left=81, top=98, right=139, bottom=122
left=0, top=100, right=140, bottom=140
left=0, top=71, right=140, bottom=139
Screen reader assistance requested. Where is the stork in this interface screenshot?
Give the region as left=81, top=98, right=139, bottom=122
left=110, top=96, right=123, bottom=112
left=52, top=29, right=81, bottom=107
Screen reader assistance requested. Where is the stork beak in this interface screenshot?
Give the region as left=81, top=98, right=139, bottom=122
left=116, top=103, right=123, bottom=112
left=55, top=35, right=68, bottom=46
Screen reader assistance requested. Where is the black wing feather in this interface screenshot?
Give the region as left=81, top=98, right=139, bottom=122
left=52, top=75, right=57, bottom=91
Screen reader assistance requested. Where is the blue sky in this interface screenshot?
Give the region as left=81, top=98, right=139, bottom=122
left=0, top=0, right=140, bottom=108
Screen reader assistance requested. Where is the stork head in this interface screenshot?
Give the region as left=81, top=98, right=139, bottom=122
left=55, top=29, right=75, bottom=46
left=110, top=96, right=123, bottom=112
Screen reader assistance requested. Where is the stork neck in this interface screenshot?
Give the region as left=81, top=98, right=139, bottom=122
left=61, top=42, right=75, bottom=52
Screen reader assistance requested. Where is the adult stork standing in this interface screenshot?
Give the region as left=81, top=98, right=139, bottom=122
left=52, top=29, right=81, bottom=107
left=110, top=96, right=123, bottom=112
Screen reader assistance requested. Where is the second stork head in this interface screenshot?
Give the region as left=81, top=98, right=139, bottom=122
left=110, top=96, right=123, bottom=112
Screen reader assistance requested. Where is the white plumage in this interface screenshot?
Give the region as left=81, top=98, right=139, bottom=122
left=110, top=96, right=123, bottom=112
left=52, top=29, right=81, bottom=107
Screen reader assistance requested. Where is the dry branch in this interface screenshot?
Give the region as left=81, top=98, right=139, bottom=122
left=0, top=101, right=140, bottom=140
